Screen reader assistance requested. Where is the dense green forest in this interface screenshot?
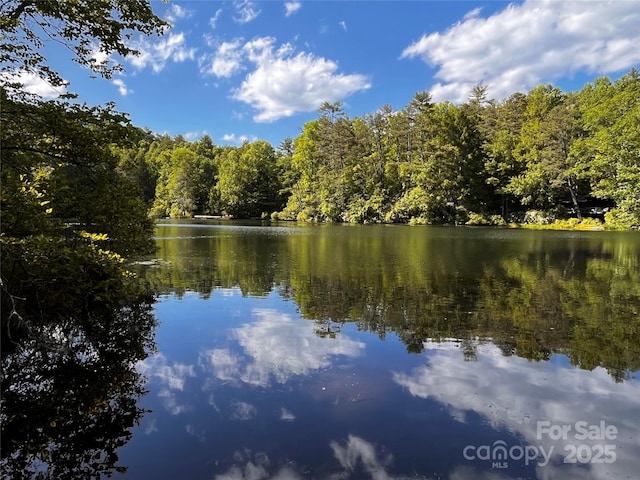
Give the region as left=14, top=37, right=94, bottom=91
left=114, top=71, right=640, bottom=229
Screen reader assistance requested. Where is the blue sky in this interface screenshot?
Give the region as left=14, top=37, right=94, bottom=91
left=20, top=0, right=640, bottom=148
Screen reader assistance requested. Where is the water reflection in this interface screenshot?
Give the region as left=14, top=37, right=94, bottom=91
left=136, top=222, right=640, bottom=380
left=214, top=435, right=420, bottom=480
left=201, top=309, right=365, bottom=388
left=118, top=293, right=639, bottom=479
left=120, top=222, right=640, bottom=479
left=0, top=293, right=156, bottom=478
left=137, top=353, right=195, bottom=415
left=394, top=341, right=640, bottom=479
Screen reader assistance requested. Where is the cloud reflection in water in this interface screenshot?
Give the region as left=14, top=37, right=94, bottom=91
left=214, top=435, right=425, bottom=480
left=393, top=341, right=640, bottom=480
left=202, top=309, right=366, bottom=387
left=137, top=353, right=196, bottom=415
left=231, top=401, right=258, bottom=421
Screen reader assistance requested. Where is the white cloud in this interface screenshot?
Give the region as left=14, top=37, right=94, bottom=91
left=90, top=45, right=112, bottom=69
left=393, top=340, right=640, bottom=479
left=201, top=39, right=245, bottom=78
left=205, top=348, right=241, bottom=382
left=231, top=37, right=371, bottom=122
left=202, top=33, right=217, bottom=49
left=221, top=133, right=256, bottom=145
left=128, top=32, right=196, bottom=73
left=165, top=4, right=193, bottom=24
left=158, top=387, right=191, bottom=415
left=215, top=436, right=401, bottom=479
left=284, top=2, right=301, bottom=17
left=200, top=309, right=365, bottom=387
left=214, top=436, right=411, bottom=479
left=463, top=7, right=482, bottom=21
left=233, top=0, right=260, bottom=24
left=112, top=78, right=131, bottom=96
left=339, top=20, right=347, bottom=31
left=200, top=36, right=371, bottom=121
left=0, top=70, right=68, bottom=99
left=184, top=130, right=209, bottom=141
left=143, top=417, right=158, bottom=435
left=401, top=0, right=640, bottom=103
left=214, top=453, right=302, bottom=480
left=210, top=8, right=223, bottom=29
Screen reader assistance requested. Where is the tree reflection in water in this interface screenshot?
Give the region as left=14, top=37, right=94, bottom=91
left=1, top=293, right=156, bottom=479
left=140, top=224, right=640, bottom=382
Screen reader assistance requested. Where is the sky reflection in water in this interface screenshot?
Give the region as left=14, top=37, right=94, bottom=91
left=121, top=286, right=640, bottom=480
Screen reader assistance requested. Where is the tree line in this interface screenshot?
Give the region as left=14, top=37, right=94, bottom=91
left=116, top=69, right=640, bottom=229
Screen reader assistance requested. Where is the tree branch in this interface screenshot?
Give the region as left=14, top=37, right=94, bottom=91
left=9, top=0, right=35, bottom=20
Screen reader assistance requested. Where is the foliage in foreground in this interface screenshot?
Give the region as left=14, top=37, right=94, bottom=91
left=1, top=90, right=156, bottom=332
left=1, top=1, right=167, bottom=476
left=0, top=88, right=158, bottom=480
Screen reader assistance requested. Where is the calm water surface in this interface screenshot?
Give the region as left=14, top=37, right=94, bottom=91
left=121, top=221, right=640, bottom=480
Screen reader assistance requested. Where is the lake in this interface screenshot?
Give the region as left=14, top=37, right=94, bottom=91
left=120, top=220, right=640, bottom=480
